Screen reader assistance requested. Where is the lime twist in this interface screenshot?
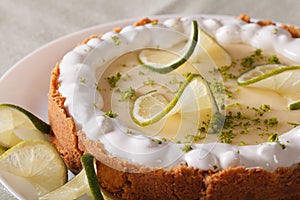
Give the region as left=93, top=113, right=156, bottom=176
left=139, top=20, right=199, bottom=73
left=237, top=64, right=300, bottom=110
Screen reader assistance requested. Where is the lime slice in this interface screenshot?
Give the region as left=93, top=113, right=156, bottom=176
left=138, top=20, right=198, bottom=73
left=39, top=154, right=103, bottom=200
left=132, top=73, right=197, bottom=126
left=139, top=22, right=231, bottom=76
left=132, top=73, right=216, bottom=126
left=237, top=64, right=300, bottom=110
left=0, top=104, right=50, bottom=148
left=197, top=28, right=232, bottom=68
left=0, top=140, right=67, bottom=198
left=131, top=90, right=168, bottom=125
left=237, top=64, right=300, bottom=86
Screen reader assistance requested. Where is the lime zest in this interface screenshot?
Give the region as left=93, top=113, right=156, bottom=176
left=81, top=154, right=104, bottom=200
left=139, top=20, right=199, bottom=73
left=0, top=104, right=50, bottom=134
left=103, top=110, right=118, bottom=118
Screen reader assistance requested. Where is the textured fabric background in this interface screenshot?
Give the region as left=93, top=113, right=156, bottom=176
left=0, top=1, right=299, bottom=199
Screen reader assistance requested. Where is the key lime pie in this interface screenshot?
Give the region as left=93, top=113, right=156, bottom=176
left=48, top=15, right=300, bottom=199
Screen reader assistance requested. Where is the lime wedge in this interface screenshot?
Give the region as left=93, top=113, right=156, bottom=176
left=138, top=20, right=199, bottom=73
left=237, top=64, right=300, bottom=110
left=0, top=104, right=50, bottom=148
left=132, top=73, right=217, bottom=126
left=0, top=140, right=67, bottom=198
left=39, top=154, right=103, bottom=200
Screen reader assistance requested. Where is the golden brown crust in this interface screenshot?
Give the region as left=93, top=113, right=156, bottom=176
left=205, top=165, right=300, bottom=200
left=48, top=64, right=84, bottom=173
left=48, top=16, right=300, bottom=199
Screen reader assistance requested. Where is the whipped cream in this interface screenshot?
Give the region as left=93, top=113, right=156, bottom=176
left=58, top=16, right=300, bottom=171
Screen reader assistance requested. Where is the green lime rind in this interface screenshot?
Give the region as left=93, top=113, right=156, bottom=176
left=139, top=20, right=199, bottom=74
left=289, top=101, right=300, bottom=110
left=0, top=104, right=50, bottom=134
left=81, top=154, right=104, bottom=200
left=237, top=65, right=300, bottom=86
